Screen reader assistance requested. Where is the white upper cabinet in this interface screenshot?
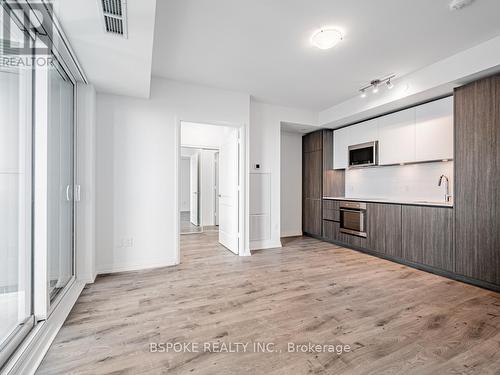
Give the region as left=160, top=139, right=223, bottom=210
left=378, top=108, right=416, bottom=165
left=333, top=126, right=350, bottom=169
left=333, top=97, right=453, bottom=168
left=415, top=96, right=453, bottom=162
left=349, top=118, right=378, bottom=145
left=333, top=119, right=378, bottom=170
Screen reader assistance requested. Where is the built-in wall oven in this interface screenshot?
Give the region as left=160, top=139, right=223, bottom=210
left=348, top=141, right=378, bottom=168
left=339, top=202, right=367, bottom=238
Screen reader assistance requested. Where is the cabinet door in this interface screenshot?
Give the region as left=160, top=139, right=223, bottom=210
left=349, top=118, right=378, bottom=146
left=378, top=108, right=416, bottom=165
left=322, top=220, right=366, bottom=247
left=366, top=203, right=402, bottom=257
left=304, top=199, right=322, bottom=236
left=322, top=200, right=340, bottom=221
left=302, top=132, right=323, bottom=237
left=323, top=130, right=345, bottom=197
left=333, top=127, right=350, bottom=169
left=303, top=131, right=323, bottom=153
left=402, top=206, right=454, bottom=271
left=455, top=77, right=500, bottom=284
left=415, top=97, right=453, bottom=162
left=303, top=150, right=322, bottom=199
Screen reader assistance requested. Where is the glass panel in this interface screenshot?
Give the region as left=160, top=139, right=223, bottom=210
left=349, top=147, right=374, bottom=166
left=342, top=211, right=361, bottom=232
left=47, top=59, right=74, bottom=302
left=0, top=6, right=33, bottom=359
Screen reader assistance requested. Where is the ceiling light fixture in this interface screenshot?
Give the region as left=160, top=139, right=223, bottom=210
left=311, top=28, right=343, bottom=50
left=449, top=0, right=475, bottom=11
left=358, top=74, right=396, bottom=98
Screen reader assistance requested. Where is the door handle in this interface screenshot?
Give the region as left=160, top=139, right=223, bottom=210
left=75, top=185, right=81, bottom=202
left=65, top=185, right=71, bottom=201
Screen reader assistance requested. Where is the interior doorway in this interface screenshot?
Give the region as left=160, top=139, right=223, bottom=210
left=179, top=147, right=219, bottom=234
left=179, top=122, right=240, bottom=255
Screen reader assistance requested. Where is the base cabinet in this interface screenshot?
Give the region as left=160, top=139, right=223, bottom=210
left=401, top=206, right=454, bottom=272
left=304, top=198, right=322, bottom=236
left=323, top=200, right=455, bottom=274
left=366, top=203, right=402, bottom=257
left=323, top=220, right=367, bottom=248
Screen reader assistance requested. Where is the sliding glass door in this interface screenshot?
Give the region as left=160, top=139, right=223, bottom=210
left=0, top=7, right=34, bottom=366
left=47, top=58, right=75, bottom=302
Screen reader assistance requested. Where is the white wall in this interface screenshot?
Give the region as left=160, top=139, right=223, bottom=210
left=345, top=161, right=454, bottom=202
left=249, top=100, right=317, bottom=250
left=96, top=77, right=250, bottom=273
left=280, top=131, right=302, bottom=237
left=181, top=122, right=226, bottom=149
left=179, top=157, right=190, bottom=212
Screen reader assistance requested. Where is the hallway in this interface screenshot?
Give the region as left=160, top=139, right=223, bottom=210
left=37, top=233, right=500, bottom=374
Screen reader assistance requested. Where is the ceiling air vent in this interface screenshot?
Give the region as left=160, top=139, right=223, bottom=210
left=99, top=0, right=128, bottom=38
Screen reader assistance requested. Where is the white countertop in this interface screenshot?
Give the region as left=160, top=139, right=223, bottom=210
left=323, top=196, right=453, bottom=208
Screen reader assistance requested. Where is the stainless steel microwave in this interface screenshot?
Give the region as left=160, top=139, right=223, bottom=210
left=348, top=141, right=378, bottom=168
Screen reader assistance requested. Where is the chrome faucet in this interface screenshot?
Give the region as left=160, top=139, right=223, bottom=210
left=438, top=175, right=452, bottom=203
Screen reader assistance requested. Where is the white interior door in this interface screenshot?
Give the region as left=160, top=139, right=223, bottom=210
left=190, top=152, right=199, bottom=226
left=218, top=128, right=239, bottom=254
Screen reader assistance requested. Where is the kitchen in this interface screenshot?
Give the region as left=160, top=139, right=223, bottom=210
left=303, top=76, right=499, bottom=291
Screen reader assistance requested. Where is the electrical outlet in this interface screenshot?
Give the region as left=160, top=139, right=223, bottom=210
left=125, top=238, right=134, bottom=248
left=118, top=237, right=134, bottom=248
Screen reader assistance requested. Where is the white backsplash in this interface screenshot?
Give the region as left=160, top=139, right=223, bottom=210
left=345, top=161, right=454, bottom=202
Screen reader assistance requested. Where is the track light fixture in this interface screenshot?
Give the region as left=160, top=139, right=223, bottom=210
left=359, top=74, right=396, bottom=98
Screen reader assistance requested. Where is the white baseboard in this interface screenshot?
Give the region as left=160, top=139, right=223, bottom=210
left=4, top=281, right=85, bottom=375
left=97, top=259, right=178, bottom=275
left=250, top=239, right=282, bottom=251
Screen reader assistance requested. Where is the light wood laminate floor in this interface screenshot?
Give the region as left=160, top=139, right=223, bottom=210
left=37, top=232, right=500, bottom=374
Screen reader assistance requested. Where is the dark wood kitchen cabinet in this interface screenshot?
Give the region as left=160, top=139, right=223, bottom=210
left=366, top=203, right=402, bottom=258
left=302, top=131, right=323, bottom=236
left=454, top=75, right=500, bottom=285
left=303, top=130, right=345, bottom=237
left=322, top=219, right=367, bottom=248
left=323, top=131, right=345, bottom=197
left=401, top=206, right=454, bottom=272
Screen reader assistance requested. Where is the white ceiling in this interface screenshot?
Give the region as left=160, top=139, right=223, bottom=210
left=53, top=0, right=156, bottom=98
left=152, top=0, right=500, bottom=110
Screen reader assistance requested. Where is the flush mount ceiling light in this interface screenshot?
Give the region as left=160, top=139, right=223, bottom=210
left=359, top=74, right=396, bottom=99
left=449, top=0, right=475, bottom=11
left=311, top=28, right=343, bottom=50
